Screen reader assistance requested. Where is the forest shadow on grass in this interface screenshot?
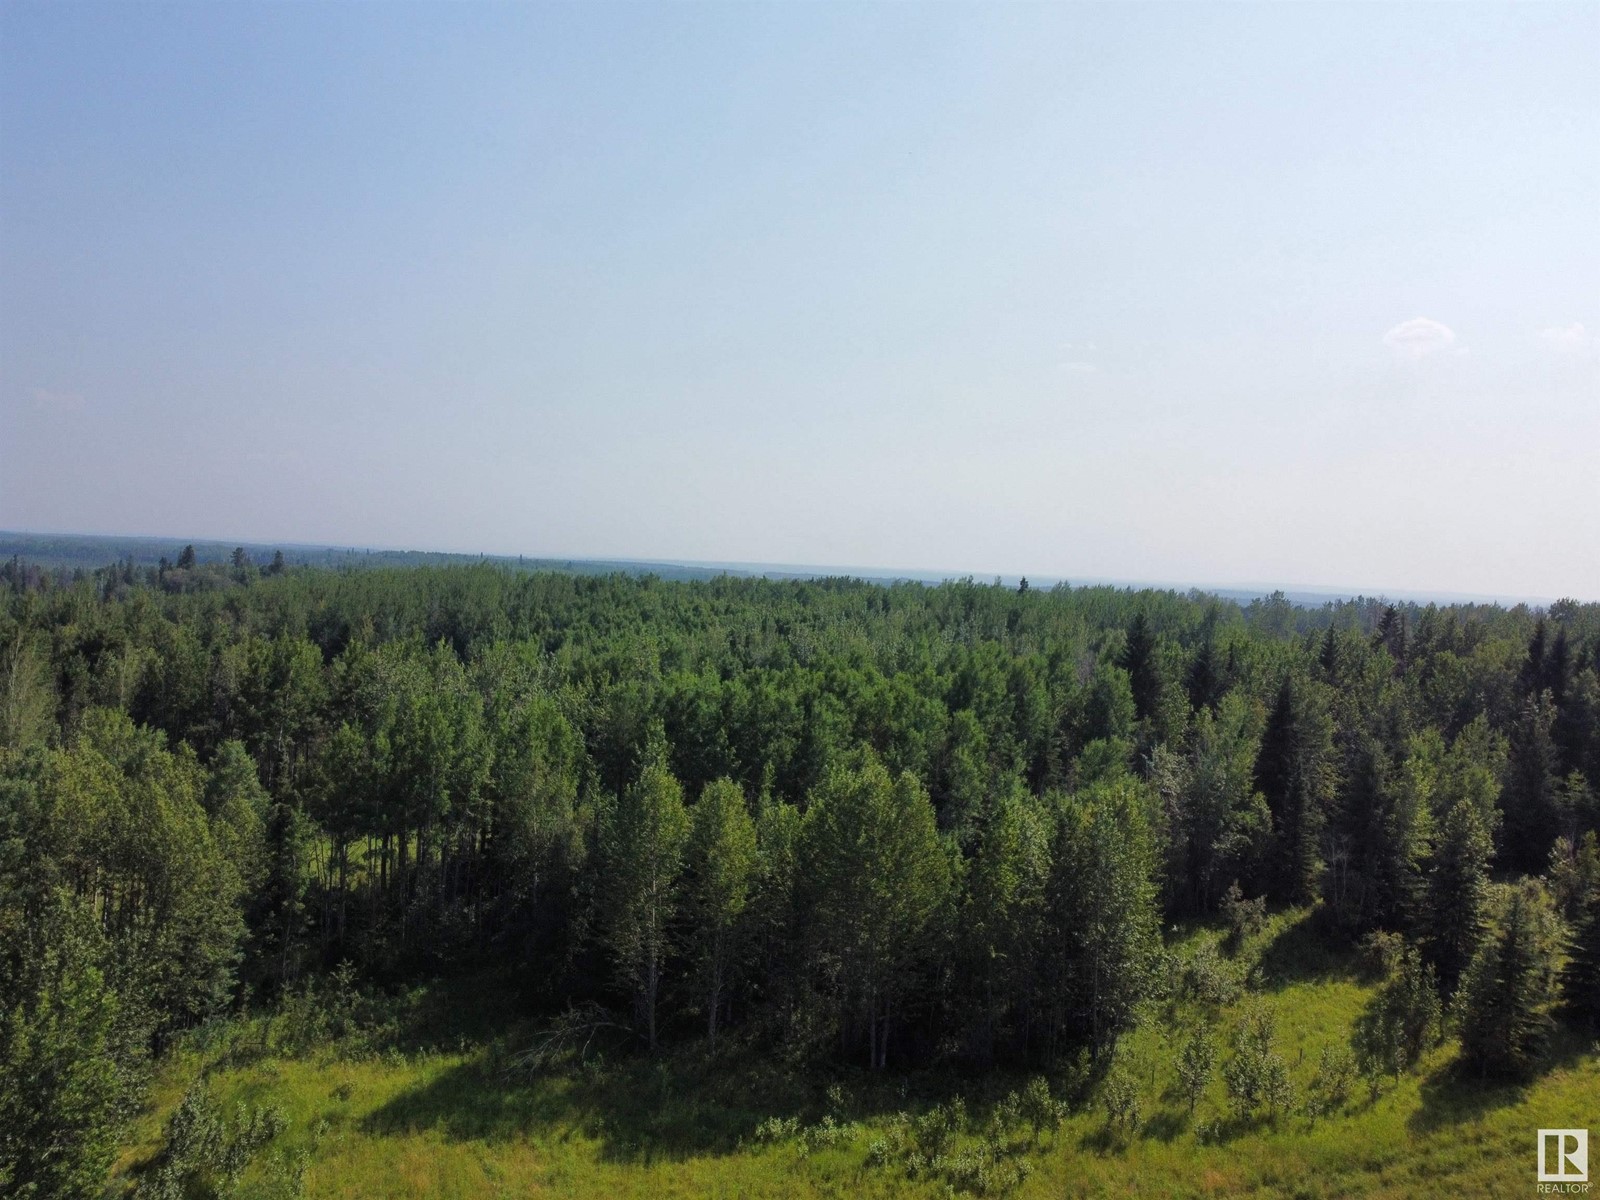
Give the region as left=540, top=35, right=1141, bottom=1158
left=362, top=1045, right=832, bottom=1164
left=1405, top=1025, right=1595, bottom=1136
left=1141, top=1108, right=1190, bottom=1143
left=1253, top=910, right=1360, bottom=993
left=361, top=1037, right=1070, bottom=1165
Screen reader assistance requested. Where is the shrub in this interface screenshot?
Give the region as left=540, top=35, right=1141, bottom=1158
left=1221, top=881, right=1267, bottom=955
left=1223, top=1005, right=1291, bottom=1123
left=801, top=1114, right=851, bottom=1153
left=1306, top=1044, right=1356, bottom=1117
left=1177, top=1028, right=1218, bottom=1114
left=1101, top=1064, right=1141, bottom=1131
left=1018, top=1076, right=1063, bottom=1142
left=134, top=1084, right=292, bottom=1200
left=913, top=1098, right=967, bottom=1160
left=752, top=1115, right=800, bottom=1144
left=1351, top=946, right=1440, bottom=1082
left=1358, top=930, right=1406, bottom=980
left=1184, top=942, right=1243, bottom=1007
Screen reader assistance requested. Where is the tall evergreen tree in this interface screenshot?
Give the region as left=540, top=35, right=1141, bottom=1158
left=1118, top=614, right=1161, bottom=724
left=1253, top=675, right=1336, bottom=905
left=1458, top=879, right=1563, bottom=1079
left=1502, top=693, right=1561, bottom=875
left=1172, top=694, right=1270, bottom=914
left=1422, top=799, right=1493, bottom=996
left=1186, top=638, right=1221, bottom=713
left=1560, top=874, right=1600, bottom=1031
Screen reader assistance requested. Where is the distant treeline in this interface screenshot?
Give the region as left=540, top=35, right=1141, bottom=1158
left=0, top=533, right=743, bottom=582
left=2, top=557, right=1598, bottom=1196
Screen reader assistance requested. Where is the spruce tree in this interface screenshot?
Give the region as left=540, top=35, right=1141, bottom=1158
left=1458, top=880, right=1562, bottom=1078
left=1423, top=799, right=1492, bottom=996
left=1186, top=638, right=1220, bottom=713
left=1502, top=694, right=1560, bottom=875
left=1560, top=872, right=1600, bottom=1031
left=1253, top=675, right=1335, bottom=905
left=1118, top=614, right=1161, bottom=724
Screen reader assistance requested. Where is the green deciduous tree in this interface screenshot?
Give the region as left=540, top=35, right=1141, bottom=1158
left=1351, top=945, right=1440, bottom=1081
left=1177, top=1027, right=1218, bottom=1115
left=599, top=755, right=690, bottom=1051
left=685, top=778, right=757, bottom=1044
left=803, top=754, right=953, bottom=1069
left=0, top=895, right=135, bottom=1200
left=1047, top=778, right=1161, bottom=1052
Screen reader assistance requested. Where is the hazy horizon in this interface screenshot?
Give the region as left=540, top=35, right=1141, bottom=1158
left=4, top=2, right=1597, bottom=600
left=1, top=526, right=1578, bottom=607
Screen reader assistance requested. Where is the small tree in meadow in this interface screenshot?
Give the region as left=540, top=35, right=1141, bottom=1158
left=1177, top=1028, right=1218, bottom=1115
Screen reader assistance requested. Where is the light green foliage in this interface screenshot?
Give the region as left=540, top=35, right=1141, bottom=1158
left=0, top=628, right=54, bottom=752
left=1177, top=1027, right=1218, bottom=1114
left=1101, top=1061, right=1141, bottom=1131
left=0, top=896, right=130, bottom=1200
left=802, top=754, right=952, bottom=1068
left=1223, top=1005, right=1293, bottom=1123
left=600, top=755, right=690, bottom=1051
left=685, top=778, right=757, bottom=1043
left=1307, top=1043, right=1357, bottom=1117
left=0, top=556, right=1593, bottom=1197
left=134, top=1082, right=297, bottom=1200
left=1220, top=880, right=1267, bottom=955
left=1018, top=1075, right=1063, bottom=1142
left=1352, top=945, right=1440, bottom=1083
left=1548, top=829, right=1600, bottom=921
left=963, top=781, right=1051, bottom=1061
left=1049, top=778, right=1162, bottom=1049
left=1180, top=942, right=1240, bottom=1009
left=205, top=740, right=268, bottom=894
left=49, top=710, right=247, bottom=1027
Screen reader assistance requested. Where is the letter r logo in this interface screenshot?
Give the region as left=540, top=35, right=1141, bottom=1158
left=1538, top=1129, right=1588, bottom=1182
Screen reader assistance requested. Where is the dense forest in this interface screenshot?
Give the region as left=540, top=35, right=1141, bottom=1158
left=3, top=551, right=1598, bottom=1197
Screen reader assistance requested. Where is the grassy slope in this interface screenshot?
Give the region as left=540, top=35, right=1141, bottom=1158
left=112, top=912, right=1600, bottom=1200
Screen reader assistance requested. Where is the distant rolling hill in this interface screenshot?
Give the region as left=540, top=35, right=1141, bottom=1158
left=0, top=530, right=1553, bottom=608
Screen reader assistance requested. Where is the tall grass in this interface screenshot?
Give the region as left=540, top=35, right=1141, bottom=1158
left=111, top=910, right=1599, bottom=1199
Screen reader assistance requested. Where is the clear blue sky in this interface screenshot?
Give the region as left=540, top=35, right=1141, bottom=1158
left=3, top=2, right=1596, bottom=599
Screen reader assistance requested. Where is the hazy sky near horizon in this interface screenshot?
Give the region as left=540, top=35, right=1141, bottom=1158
left=3, top=2, right=1597, bottom=599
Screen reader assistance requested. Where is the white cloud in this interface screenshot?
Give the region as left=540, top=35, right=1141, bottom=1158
left=1538, top=322, right=1592, bottom=353
left=1382, top=317, right=1457, bottom=359
left=1059, top=360, right=1099, bottom=375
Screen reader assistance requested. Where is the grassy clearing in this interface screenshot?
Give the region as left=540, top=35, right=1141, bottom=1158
left=111, top=911, right=1600, bottom=1199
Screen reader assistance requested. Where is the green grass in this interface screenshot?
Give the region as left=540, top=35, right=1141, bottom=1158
left=112, top=911, right=1600, bottom=1199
